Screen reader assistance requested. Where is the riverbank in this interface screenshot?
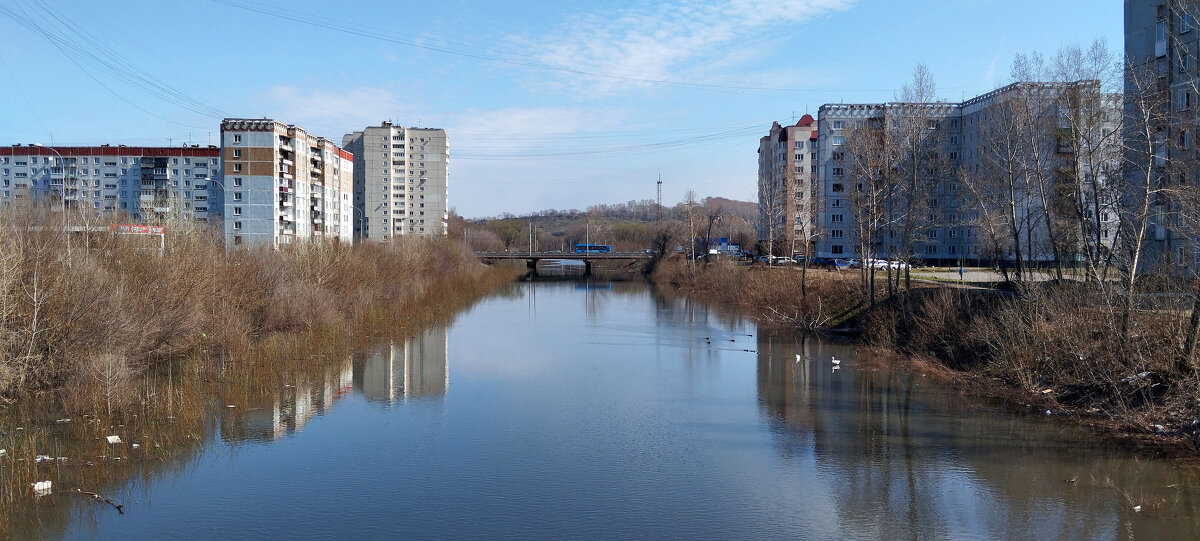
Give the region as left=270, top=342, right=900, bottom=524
left=0, top=210, right=520, bottom=402
left=650, top=256, right=1200, bottom=458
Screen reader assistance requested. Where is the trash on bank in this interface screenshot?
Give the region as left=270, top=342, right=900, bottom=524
left=30, top=480, right=52, bottom=496
left=106, top=435, right=122, bottom=444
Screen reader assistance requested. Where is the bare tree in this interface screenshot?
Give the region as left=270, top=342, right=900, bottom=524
left=843, top=119, right=896, bottom=306
left=888, top=65, right=953, bottom=291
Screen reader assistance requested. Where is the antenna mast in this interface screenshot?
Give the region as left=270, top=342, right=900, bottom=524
left=656, top=174, right=663, bottom=222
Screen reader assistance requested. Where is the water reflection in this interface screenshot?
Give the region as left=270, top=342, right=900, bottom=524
left=221, top=358, right=354, bottom=443
left=354, top=327, right=449, bottom=404
left=13, top=280, right=1200, bottom=540
left=755, top=330, right=1200, bottom=540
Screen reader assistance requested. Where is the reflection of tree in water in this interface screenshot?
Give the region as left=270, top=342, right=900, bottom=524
left=220, top=358, right=354, bottom=443
left=755, top=331, right=1200, bottom=540
left=1, top=325, right=439, bottom=538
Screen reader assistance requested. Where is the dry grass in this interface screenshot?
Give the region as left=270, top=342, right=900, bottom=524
left=0, top=207, right=512, bottom=400
left=650, top=256, right=864, bottom=330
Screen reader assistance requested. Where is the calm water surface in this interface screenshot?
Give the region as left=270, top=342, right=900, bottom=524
left=15, top=279, right=1200, bottom=539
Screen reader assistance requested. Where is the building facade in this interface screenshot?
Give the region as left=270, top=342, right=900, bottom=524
left=0, top=144, right=221, bottom=223
left=1125, top=0, right=1200, bottom=265
left=756, top=115, right=819, bottom=256
left=811, top=81, right=1119, bottom=264
left=343, top=122, right=448, bottom=241
left=220, top=119, right=354, bottom=248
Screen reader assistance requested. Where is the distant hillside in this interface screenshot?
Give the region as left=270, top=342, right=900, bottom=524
left=452, top=196, right=758, bottom=253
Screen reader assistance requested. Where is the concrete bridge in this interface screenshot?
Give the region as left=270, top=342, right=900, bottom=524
left=475, top=251, right=653, bottom=275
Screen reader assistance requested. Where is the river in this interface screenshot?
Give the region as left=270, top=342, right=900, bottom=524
left=8, top=279, right=1200, bottom=539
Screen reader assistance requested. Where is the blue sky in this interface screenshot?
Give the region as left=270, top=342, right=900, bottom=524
left=0, top=0, right=1121, bottom=218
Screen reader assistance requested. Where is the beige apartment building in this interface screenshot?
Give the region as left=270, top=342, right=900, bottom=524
left=343, top=122, right=448, bottom=241
left=756, top=114, right=819, bottom=256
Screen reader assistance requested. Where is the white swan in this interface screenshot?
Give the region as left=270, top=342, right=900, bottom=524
left=831, top=356, right=841, bottom=366
left=795, top=354, right=802, bottom=362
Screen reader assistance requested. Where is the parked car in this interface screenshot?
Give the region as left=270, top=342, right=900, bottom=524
left=809, top=257, right=835, bottom=269
left=832, top=258, right=854, bottom=271
left=754, top=255, right=771, bottom=264
left=793, top=254, right=808, bottom=264
left=771, top=256, right=793, bottom=265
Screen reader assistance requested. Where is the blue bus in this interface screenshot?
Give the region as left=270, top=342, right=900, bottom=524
left=573, top=243, right=612, bottom=253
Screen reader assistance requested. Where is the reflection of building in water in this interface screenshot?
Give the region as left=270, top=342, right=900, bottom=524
left=355, top=327, right=448, bottom=403
left=221, top=358, right=354, bottom=443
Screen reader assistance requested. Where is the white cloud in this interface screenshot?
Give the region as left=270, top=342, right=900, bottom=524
left=519, top=0, right=855, bottom=97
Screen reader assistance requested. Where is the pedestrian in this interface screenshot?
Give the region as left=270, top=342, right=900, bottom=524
left=959, top=265, right=965, bottom=282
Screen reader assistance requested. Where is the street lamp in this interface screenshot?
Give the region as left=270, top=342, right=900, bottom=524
left=31, top=144, right=74, bottom=257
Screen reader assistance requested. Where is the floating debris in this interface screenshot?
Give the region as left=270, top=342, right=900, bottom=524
left=55, top=418, right=71, bottom=424
left=35, top=455, right=53, bottom=463
left=1133, top=505, right=1142, bottom=512
left=226, top=405, right=237, bottom=408
left=30, top=480, right=52, bottom=496
left=131, top=443, right=140, bottom=449
left=0, top=449, right=6, bottom=457
left=106, top=435, right=122, bottom=444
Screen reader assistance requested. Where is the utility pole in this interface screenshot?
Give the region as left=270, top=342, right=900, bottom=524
left=529, top=220, right=534, bottom=257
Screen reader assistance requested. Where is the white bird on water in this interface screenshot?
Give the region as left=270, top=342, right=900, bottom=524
left=831, top=356, right=841, bottom=366
left=795, top=354, right=802, bottom=363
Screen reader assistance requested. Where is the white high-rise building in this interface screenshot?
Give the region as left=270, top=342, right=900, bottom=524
left=343, top=122, right=448, bottom=241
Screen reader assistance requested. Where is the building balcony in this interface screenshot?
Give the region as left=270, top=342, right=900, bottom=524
left=280, top=199, right=293, bottom=208
left=279, top=141, right=294, bottom=152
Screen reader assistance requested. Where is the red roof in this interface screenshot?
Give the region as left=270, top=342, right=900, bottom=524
left=1, top=145, right=219, bottom=157
left=795, top=114, right=815, bottom=127
left=809, top=130, right=818, bottom=140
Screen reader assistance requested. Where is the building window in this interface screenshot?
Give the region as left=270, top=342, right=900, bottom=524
left=831, top=245, right=844, bottom=254
left=948, top=245, right=958, bottom=255
left=832, top=199, right=842, bottom=208
left=233, top=206, right=242, bottom=216
left=233, top=177, right=243, bottom=187
left=831, top=229, right=844, bottom=238
left=233, top=134, right=242, bottom=143
left=831, top=120, right=844, bottom=130
left=233, top=221, right=242, bottom=230
left=832, top=183, right=844, bottom=192
left=233, top=164, right=242, bottom=172
left=831, top=136, right=843, bottom=146
left=925, top=245, right=937, bottom=254
left=1184, top=13, right=1195, bottom=34
left=832, top=168, right=844, bottom=177
left=233, top=192, right=243, bottom=201
left=234, top=149, right=242, bottom=158
left=831, top=214, right=844, bottom=223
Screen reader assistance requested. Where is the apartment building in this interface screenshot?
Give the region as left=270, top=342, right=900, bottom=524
left=342, top=122, right=448, bottom=241
left=756, top=115, right=819, bottom=256
left=1125, top=0, right=1200, bottom=264
left=220, top=119, right=354, bottom=248
left=811, top=81, right=1119, bottom=264
left=0, top=144, right=221, bottom=222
